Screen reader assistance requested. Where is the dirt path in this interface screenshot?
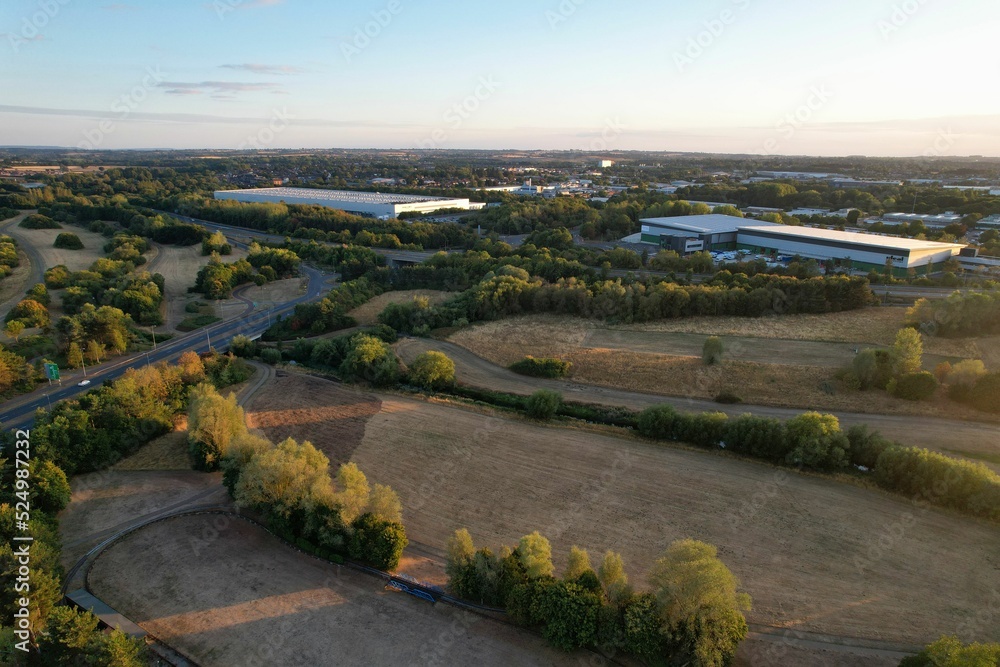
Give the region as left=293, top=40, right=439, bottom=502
left=395, top=338, right=1000, bottom=468
left=0, top=211, right=43, bottom=320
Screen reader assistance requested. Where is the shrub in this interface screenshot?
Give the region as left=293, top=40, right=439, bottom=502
left=846, top=424, right=895, bottom=470
left=637, top=405, right=679, bottom=440
left=888, top=371, right=938, bottom=401
left=674, top=412, right=729, bottom=448
left=408, top=351, right=456, bottom=390
left=714, top=391, right=742, bottom=404
left=348, top=513, right=408, bottom=570
left=724, top=414, right=788, bottom=461
left=851, top=349, right=894, bottom=390
left=53, top=232, right=84, bottom=250
left=19, top=214, right=61, bottom=229
left=510, top=356, right=572, bottom=378
left=525, top=389, right=562, bottom=420
left=702, top=336, right=724, bottom=365
left=338, top=334, right=399, bottom=387
left=783, top=412, right=849, bottom=471
left=259, top=348, right=283, bottom=365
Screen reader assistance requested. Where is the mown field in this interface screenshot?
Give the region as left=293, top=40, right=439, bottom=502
left=246, top=373, right=1000, bottom=647
left=347, top=289, right=451, bottom=325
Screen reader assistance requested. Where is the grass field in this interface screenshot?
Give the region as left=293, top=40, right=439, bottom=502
left=447, top=314, right=994, bottom=418
left=89, top=514, right=576, bottom=667
left=348, top=289, right=451, bottom=325
left=113, top=421, right=191, bottom=472
left=248, top=374, right=1000, bottom=647
left=151, top=244, right=247, bottom=330
left=11, top=226, right=110, bottom=272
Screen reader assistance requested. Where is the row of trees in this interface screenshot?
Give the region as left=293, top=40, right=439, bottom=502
left=447, top=530, right=750, bottom=665
left=0, top=234, right=19, bottom=281
left=906, top=292, right=1000, bottom=338
left=187, top=383, right=408, bottom=569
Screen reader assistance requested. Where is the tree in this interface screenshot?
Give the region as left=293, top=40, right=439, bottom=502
left=31, top=459, right=71, bottom=513
left=598, top=551, right=630, bottom=604
left=784, top=412, right=849, bottom=470
left=946, top=359, right=987, bottom=387
left=900, top=636, right=1000, bottom=667
left=178, top=350, right=206, bottom=383
left=525, top=389, right=561, bottom=420
left=648, top=539, right=751, bottom=667
left=564, top=546, right=592, bottom=582
left=85, top=339, right=105, bottom=364
left=517, top=531, right=554, bottom=579
left=7, top=299, right=49, bottom=328
left=446, top=528, right=476, bottom=581
left=892, top=328, right=923, bottom=375
left=408, top=351, right=456, bottom=390
left=187, top=383, right=248, bottom=471
left=335, top=462, right=371, bottom=525
left=86, top=628, right=147, bottom=667
left=367, top=483, right=402, bottom=524
left=53, top=232, right=84, bottom=250
left=339, top=334, right=399, bottom=387
left=66, top=341, right=83, bottom=369
left=348, top=513, right=408, bottom=571
left=534, top=581, right=601, bottom=651
left=4, top=320, right=24, bottom=342
left=703, top=336, right=724, bottom=366
left=35, top=605, right=100, bottom=665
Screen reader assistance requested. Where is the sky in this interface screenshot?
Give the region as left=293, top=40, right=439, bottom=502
left=1, top=0, right=998, bottom=156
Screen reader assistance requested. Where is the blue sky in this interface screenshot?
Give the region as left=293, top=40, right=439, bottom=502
left=1, top=0, right=998, bottom=155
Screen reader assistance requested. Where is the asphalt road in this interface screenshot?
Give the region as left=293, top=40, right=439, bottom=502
left=0, top=263, right=328, bottom=428
left=0, top=211, right=45, bottom=319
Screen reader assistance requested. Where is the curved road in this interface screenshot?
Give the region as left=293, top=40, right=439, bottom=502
left=395, top=338, right=1000, bottom=463
left=0, top=211, right=46, bottom=320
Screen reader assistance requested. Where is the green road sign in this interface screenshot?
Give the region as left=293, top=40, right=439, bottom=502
left=44, top=363, right=60, bottom=381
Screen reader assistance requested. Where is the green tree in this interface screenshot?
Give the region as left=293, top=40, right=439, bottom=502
left=30, top=459, right=71, bottom=513
left=339, top=334, right=399, bottom=387
left=348, top=513, right=408, bottom=571
left=4, top=320, right=24, bottom=342
left=368, top=483, right=403, bottom=524
left=446, top=528, right=476, bottom=581
left=35, top=605, right=100, bottom=666
left=334, top=462, right=371, bottom=525
left=85, top=339, right=105, bottom=364
left=703, top=336, right=724, bottom=366
left=53, top=232, right=84, bottom=250
left=66, top=341, right=84, bottom=369
left=598, top=551, right=630, bottom=604
left=648, top=539, right=751, bottom=667
left=564, top=546, right=592, bottom=581
left=892, top=328, right=923, bottom=375
left=188, top=383, right=248, bottom=471
left=517, top=531, right=554, bottom=579
left=900, top=635, right=1000, bottom=667
left=784, top=412, right=849, bottom=470
left=525, top=389, right=562, bottom=420
left=408, top=351, right=456, bottom=390
left=535, top=581, right=601, bottom=651
left=86, top=628, right=147, bottom=667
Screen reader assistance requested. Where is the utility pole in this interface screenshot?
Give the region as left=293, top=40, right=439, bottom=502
left=150, top=325, right=157, bottom=350
left=206, top=329, right=212, bottom=352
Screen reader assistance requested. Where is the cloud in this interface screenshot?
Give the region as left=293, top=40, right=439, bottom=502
left=204, top=0, right=285, bottom=12
left=101, top=4, right=137, bottom=11
left=156, top=81, right=284, bottom=96
left=220, top=63, right=304, bottom=75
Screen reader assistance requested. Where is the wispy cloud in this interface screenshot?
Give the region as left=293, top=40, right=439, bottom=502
left=156, top=80, right=284, bottom=96
left=101, top=4, right=137, bottom=11
left=220, top=63, right=304, bottom=75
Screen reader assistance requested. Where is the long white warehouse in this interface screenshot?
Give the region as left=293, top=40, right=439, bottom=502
left=737, top=225, right=964, bottom=274
left=214, top=187, right=481, bottom=218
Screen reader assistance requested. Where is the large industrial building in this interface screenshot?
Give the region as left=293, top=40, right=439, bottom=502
left=640, top=215, right=964, bottom=274
left=213, top=187, right=483, bottom=219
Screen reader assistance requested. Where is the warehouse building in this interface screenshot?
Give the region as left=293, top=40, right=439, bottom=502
left=737, top=226, right=964, bottom=275
left=214, top=187, right=483, bottom=219
left=641, top=215, right=779, bottom=251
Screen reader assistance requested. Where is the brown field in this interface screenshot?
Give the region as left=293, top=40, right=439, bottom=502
left=447, top=315, right=996, bottom=419
left=113, top=422, right=191, bottom=472
left=150, top=244, right=247, bottom=330
left=233, top=276, right=308, bottom=309
left=90, top=515, right=576, bottom=667
left=0, top=250, right=33, bottom=317
left=245, top=374, right=1000, bottom=648
left=348, top=289, right=452, bottom=325
left=57, top=469, right=226, bottom=567
left=246, top=372, right=382, bottom=466
left=12, top=225, right=111, bottom=272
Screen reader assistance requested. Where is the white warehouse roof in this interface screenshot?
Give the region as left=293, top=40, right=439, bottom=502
left=738, top=225, right=964, bottom=253
left=216, top=187, right=459, bottom=206
left=641, top=214, right=768, bottom=235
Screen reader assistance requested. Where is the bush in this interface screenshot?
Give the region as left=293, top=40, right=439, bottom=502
left=510, top=356, right=572, bottom=379
left=338, top=334, right=399, bottom=387
left=783, top=412, right=849, bottom=471
left=888, top=371, right=938, bottom=401
left=724, top=414, right=788, bottom=461
left=19, top=214, right=61, bottom=229
left=675, top=412, right=729, bottom=448
left=259, top=348, right=283, bottom=365
left=714, top=391, right=742, bottom=404
left=53, top=232, right=84, bottom=250
left=637, top=405, right=679, bottom=440
left=408, top=351, right=456, bottom=390
left=348, top=513, right=408, bottom=570
left=846, top=424, right=895, bottom=469
left=851, top=348, right=894, bottom=390
left=702, top=336, right=724, bottom=365
left=525, top=389, right=562, bottom=420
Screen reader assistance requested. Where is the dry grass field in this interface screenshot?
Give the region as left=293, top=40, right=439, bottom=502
left=348, top=289, right=451, bottom=325
left=12, top=225, right=110, bottom=272
left=447, top=314, right=996, bottom=419
left=90, top=515, right=576, bottom=667
left=151, top=244, right=248, bottom=330
left=113, top=423, right=191, bottom=472
left=248, top=374, right=1000, bottom=647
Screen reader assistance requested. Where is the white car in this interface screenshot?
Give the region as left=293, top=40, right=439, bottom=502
left=78, top=379, right=91, bottom=387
